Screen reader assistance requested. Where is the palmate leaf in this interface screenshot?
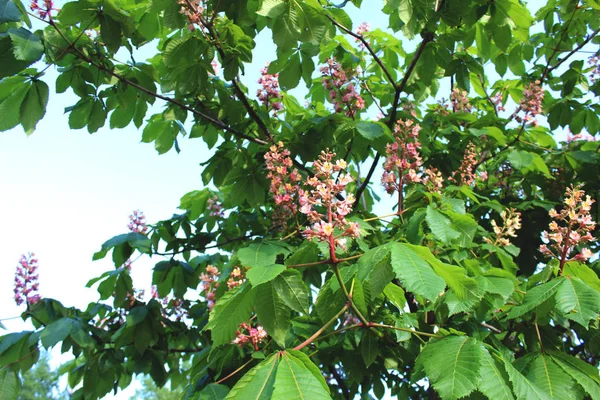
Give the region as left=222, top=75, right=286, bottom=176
left=548, top=351, right=600, bottom=400
left=225, top=354, right=279, bottom=400
left=512, top=352, right=577, bottom=400
left=507, top=277, right=565, bottom=319
left=272, top=351, right=330, bottom=399
left=206, top=284, right=256, bottom=346
left=425, top=206, right=460, bottom=244
left=478, top=348, right=515, bottom=400
left=416, top=336, right=482, bottom=400
left=246, top=264, right=286, bottom=287
left=272, top=270, right=310, bottom=315
left=0, top=368, right=20, bottom=400
left=226, top=351, right=329, bottom=400
left=238, top=242, right=290, bottom=268
left=357, top=244, right=394, bottom=300
left=555, top=277, right=600, bottom=329
left=390, top=243, right=445, bottom=301
left=255, top=281, right=291, bottom=347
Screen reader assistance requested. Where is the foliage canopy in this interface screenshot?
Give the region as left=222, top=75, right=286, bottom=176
left=1, top=0, right=600, bottom=399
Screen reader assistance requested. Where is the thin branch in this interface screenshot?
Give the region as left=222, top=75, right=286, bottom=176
left=369, top=323, right=440, bottom=338
left=215, top=358, right=255, bottom=384
left=294, top=304, right=350, bottom=350
left=546, top=28, right=600, bottom=76
left=326, top=15, right=397, bottom=89
left=329, top=365, right=351, bottom=399
left=41, top=17, right=267, bottom=146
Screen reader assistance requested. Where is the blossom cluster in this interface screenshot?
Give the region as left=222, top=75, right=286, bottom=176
left=514, top=80, right=543, bottom=125
left=257, top=64, right=283, bottom=115
left=567, top=130, right=597, bottom=143
left=227, top=266, right=246, bottom=289
left=128, top=210, right=148, bottom=234
left=540, top=186, right=596, bottom=264
left=200, top=265, right=220, bottom=310
left=210, top=58, right=220, bottom=76
left=150, top=286, right=187, bottom=321
left=450, top=142, right=478, bottom=186
left=264, top=142, right=301, bottom=227
left=29, top=0, right=54, bottom=19
left=483, top=208, right=522, bottom=247
left=299, top=151, right=360, bottom=251
left=178, top=0, right=205, bottom=31
left=589, top=53, right=600, bottom=83
left=491, top=92, right=505, bottom=112
left=232, top=322, right=268, bottom=350
left=320, top=58, right=365, bottom=118
left=422, top=167, right=444, bottom=194
left=207, top=196, right=224, bottom=217
left=451, top=88, right=473, bottom=113
left=14, top=253, right=41, bottom=306
left=382, top=119, right=423, bottom=195
left=355, top=22, right=370, bottom=49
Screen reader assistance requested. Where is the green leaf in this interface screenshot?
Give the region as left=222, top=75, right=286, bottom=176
left=272, top=352, right=330, bottom=399
left=7, top=28, right=43, bottom=62
left=99, top=14, right=122, bottom=53
left=503, top=354, right=550, bottom=400
left=357, top=245, right=394, bottom=300
left=40, top=318, right=74, bottom=348
left=390, top=243, right=445, bottom=301
left=417, top=336, right=482, bottom=400
left=555, top=277, right=600, bottom=329
left=225, top=353, right=278, bottom=399
left=68, top=98, right=93, bottom=130
left=356, top=121, right=391, bottom=140
left=562, top=262, right=600, bottom=292
left=278, top=52, right=301, bottom=90
left=361, top=330, right=381, bottom=367
left=548, top=351, right=600, bottom=400
left=19, top=80, right=48, bottom=134
left=255, top=281, right=291, bottom=347
left=257, top=0, right=285, bottom=17
left=206, top=284, right=256, bottom=346
left=0, top=76, right=28, bottom=131
left=507, top=150, right=534, bottom=170
left=507, top=278, right=565, bottom=319
left=0, top=368, right=20, bottom=400
left=512, top=352, right=576, bottom=400
left=273, top=270, right=310, bottom=315
left=285, top=350, right=329, bottom=393
left=483, top=276, right=514, bottom=299
left=247, top=264, right=286, bottom=287
left=197, top=383, right=230, bottom=400
left=383, top=283, right=406, bottom=311
left=238, top=242, right=289, bottom=268
left=478, top=348, right=515, bottom=400
left=426, top=206, right=460, bottom=244
left=409, top=244, right=477, bottom=300
left=0, top=0, right=21, bottom=23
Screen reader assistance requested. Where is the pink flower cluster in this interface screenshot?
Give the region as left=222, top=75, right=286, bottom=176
left=540, top=186, right=596, bottom=265
left=382, top=119, right=423, bottom=195
left=207, top=196, right=224, bottom=217
left=265, top=142, right=301, bottom=227
left=483, top=208, right=522, bottom=247
left=450, top=142, right=478, bottom=186
left=150, top=286, right=187, bottom=321
left=232, top=322, right=268, bottom=350
left=514, top=80, right=543, bottom=125
left=422, top=167, right=444, bottom=193
left=178, top=0, right=205, bottom=31
left=128, top=210, right=148, bottom=234
left=14, top=253, right=41, bottom=306
left=321, top=58, right=365, bottom=118
left=29, top=0, right=54, bottom=19
left=588, top=53, right=600, bottom=83
left=567, top=130, right=597, bottom=143
left=227, top=266, right=246, bottom=289
left=200, top=265, right=220, bottom=310
left=210, top=58, right=220, bottom=76
left=451, top=88, right=473, bottom=113
left=257, top=64, right=283, bottom=115
left=491, top=92, right=505, bottom=112
left=355, top=22, right=370, bottom=49
left=299, top=151, right=360, bottom=252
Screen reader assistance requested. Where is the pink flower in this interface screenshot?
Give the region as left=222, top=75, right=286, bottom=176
left=451, top=88, right=473, bottom=113
left=233, top=322, right=268, bottom=350
left=450, top=142, right=478, bottom=186
left=320, top=58, right=365, bottom=118
left=29, top=0, right=54, bottom=19
left=207, top=196, right=224, bottom=217
left=539, top=186, right=596, bottom=266
left=381, top=119, right=423, bottom=196
left=128, top=210, right=148, bottom=234
left=14, top=253, right=41, bottom=306
left=265, top=142, right=302, bottom=228
left=513, top=80, right=544, bottom=125
left=257, top=63, right=284, bottom=115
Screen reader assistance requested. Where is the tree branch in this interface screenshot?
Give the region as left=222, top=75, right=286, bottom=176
left=546, top=27, right=600, bottom=76
left=43, top=19, right=267, bottom=146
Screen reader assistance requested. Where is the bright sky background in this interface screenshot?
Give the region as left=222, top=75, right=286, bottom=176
left=0, top=0, right=592, bottom=398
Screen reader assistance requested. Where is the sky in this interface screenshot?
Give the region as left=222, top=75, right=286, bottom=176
left=0, top=0, right=593, bottom=398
